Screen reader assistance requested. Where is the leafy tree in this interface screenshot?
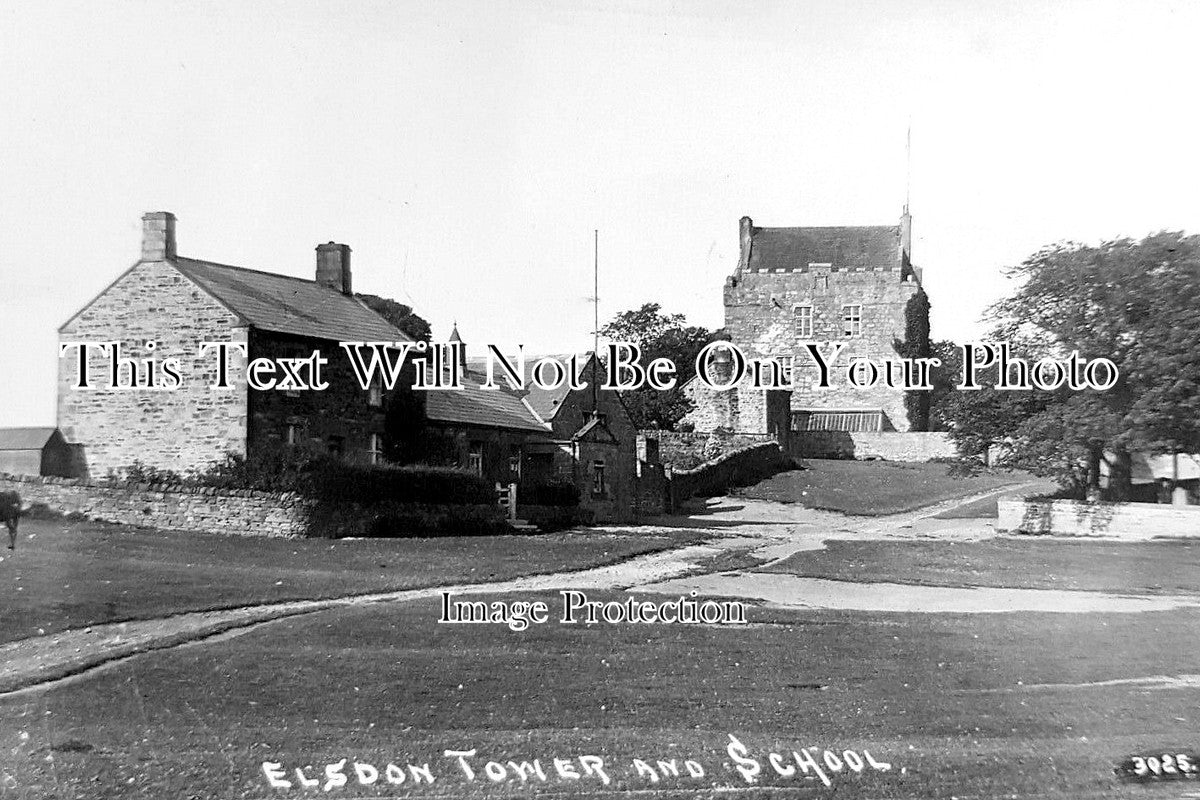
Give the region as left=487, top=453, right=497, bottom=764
left=357, top=293, right=432, bottom=342
left=926, top=339, right=963, bottom=432
left=600, top=302, right=724, bottom=430
left=945, top=231, right=1200, bottom=497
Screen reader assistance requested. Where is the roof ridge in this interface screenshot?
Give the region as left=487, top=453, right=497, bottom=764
left=174, top=256, right=323, bottom=287
left=755, top=224, right=899, bottom=232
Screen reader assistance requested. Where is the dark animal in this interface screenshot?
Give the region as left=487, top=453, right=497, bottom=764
left=0, top=490, right=26, bottom=550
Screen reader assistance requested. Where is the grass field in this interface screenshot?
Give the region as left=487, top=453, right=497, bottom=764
left=738, top=459, right=1036, bottom=515
left=765, top=537, right=1200, bottom=595
left=0, top=519, right=703, bottom=645
left=3, top=590, right=1197, bottom=799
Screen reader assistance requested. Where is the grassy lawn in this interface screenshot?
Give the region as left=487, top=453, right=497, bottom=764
left=3, top=591, right=1197, bottom=798
left=765, top=537, right=1200, bottom=595
left=737, top=459, right=1035, bottom=515
left=0, top=519, right=703, bottom=645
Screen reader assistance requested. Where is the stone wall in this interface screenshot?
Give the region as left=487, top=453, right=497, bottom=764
left=794, top=431, right=956, bottom=461
left=998, top=496, right=1200, bottom=538
left=58, top=259, right=250, bottom=479
left=651, top=430, right=777, bottom=471
left=0, top=473, right=305, bottom=537
left=724, top=265, right=925, bottom=431
left=671, top=441, right=789, bottom=503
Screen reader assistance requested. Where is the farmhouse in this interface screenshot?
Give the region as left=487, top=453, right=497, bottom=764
left=58, top=212, right=415, bottom=479
left=55, top=213, right=640, bottom=521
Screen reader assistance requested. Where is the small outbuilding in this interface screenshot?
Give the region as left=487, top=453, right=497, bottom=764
left=0, top=427, right=77, bottom=477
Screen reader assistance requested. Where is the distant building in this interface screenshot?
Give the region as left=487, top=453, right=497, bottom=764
left=687, top=209, right=929, bottom=438
left=0, top=427, right=76, bottom=477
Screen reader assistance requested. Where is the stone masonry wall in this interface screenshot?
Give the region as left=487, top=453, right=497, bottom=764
left=0, top=473, right=305, bottom=537
left=724, top=265, right=923, bottom=431
left=58, top=259, right=249, bottom=479
left=793, top=431, right=956, bottom=461
left=998, top=496, right=1200, bottom=538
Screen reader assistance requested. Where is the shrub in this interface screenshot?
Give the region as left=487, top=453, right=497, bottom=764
left=517, top=479, right=580, bottom=508
left=306, top=463, right=495, bottom=505
left=521, top=505, right=593, bottom=532
left=307, top=502, right=508, bottom=539
left=106, top=460, right=185, bottom=487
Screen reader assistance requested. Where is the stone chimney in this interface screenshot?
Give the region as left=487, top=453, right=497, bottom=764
left=899, top=207, right=912, bottom=266
left=315, top=242, right=352, bottom=294
left=141, top=212, right=177, bottom=261
left=737, top=216, right=754, bottom=272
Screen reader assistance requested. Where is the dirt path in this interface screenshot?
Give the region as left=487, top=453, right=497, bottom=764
left=1, top=481, right=1157, bottom=697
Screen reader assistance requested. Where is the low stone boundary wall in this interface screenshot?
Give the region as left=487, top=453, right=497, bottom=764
left=997, top=496, right=1200, bottom=538
left=649, top=430, right=777, bottom=470
left=1, top=473, right=306, bottom=537
left=671, top=441, right=789, bottom=503
left=794, top=431, right=957, bottom=461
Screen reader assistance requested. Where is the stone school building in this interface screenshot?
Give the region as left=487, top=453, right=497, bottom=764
left=53, top=212, right=641, bottom=521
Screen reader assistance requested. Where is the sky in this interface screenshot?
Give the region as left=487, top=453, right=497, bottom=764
left=1, top=0, right=1197, bottom=426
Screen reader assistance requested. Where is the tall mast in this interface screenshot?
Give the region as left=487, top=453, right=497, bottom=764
left=592, top=229, right=599, bottom=414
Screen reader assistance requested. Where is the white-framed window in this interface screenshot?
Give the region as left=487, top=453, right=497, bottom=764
left=508, top=445, right=521, bottom=478
left=592, top=460, right=606, bottom=496
left=368, top=433, right=384, bottom=465
left=793, top=304, right=813, bottom=338
left=285, top=424, right=298, bottom=446
left=842, top=304, right=862, bottom=337
left=468, top=441, right=484, bottom=476
left=368, top=375, right=383, bottom=407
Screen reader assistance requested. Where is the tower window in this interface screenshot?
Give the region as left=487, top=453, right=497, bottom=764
left=793, top=305, right=813, bottom=338
left=842, top=304, right=862, bottom=337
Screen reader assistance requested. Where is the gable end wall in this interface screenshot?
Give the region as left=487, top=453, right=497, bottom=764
left=58, top=260, right=249, bottom=478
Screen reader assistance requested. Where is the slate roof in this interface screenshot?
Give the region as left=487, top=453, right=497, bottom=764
left=464, top=353, right=596, bottom=422
left=746, top=225, right=901, bottom=272
left=423, top=374, right=551, bottom=434
left=0, top=427, right=59, bottom=450
left=174, top=257, right=408, bottom=343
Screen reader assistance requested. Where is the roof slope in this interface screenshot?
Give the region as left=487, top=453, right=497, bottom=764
left=174, top=257, right=407, bottom=343
left=424, top=374, right=551, bottom=434
left=464, top=353, right=596, bottom=421
left=0, top=427, right=59, bottom=450
left=747, top=225, right=900, bottom=272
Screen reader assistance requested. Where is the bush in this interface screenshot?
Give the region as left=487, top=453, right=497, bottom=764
left=521, top=505, right=593, bottom=532
left=307, top=502, right=508, bottom=539
left=306, top=463, right=495, bottom=505
left=105, top=460, right=185, bottom=487
left=517, top=479, right=580, bottom=507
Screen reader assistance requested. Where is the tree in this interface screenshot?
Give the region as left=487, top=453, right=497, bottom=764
left=357, top=293, right=432, bottom=342
left=600, top=303, right=724, bottom=430
left=945, top=231, right=1200, bottom=497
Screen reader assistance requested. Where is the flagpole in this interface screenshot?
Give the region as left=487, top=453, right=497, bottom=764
left=592, top=229, right=599, bottom=414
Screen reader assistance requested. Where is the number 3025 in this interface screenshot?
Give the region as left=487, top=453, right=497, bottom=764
left=1129, top=753, right=1196, bottom=779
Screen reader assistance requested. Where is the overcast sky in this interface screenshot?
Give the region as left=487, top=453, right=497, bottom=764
left=2, top=0, right=1197, bottom=425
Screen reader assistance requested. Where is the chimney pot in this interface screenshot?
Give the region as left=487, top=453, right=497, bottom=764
left=141, top=212, right=177, bottom=261
left=315, top=242, right=352, bottom=294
